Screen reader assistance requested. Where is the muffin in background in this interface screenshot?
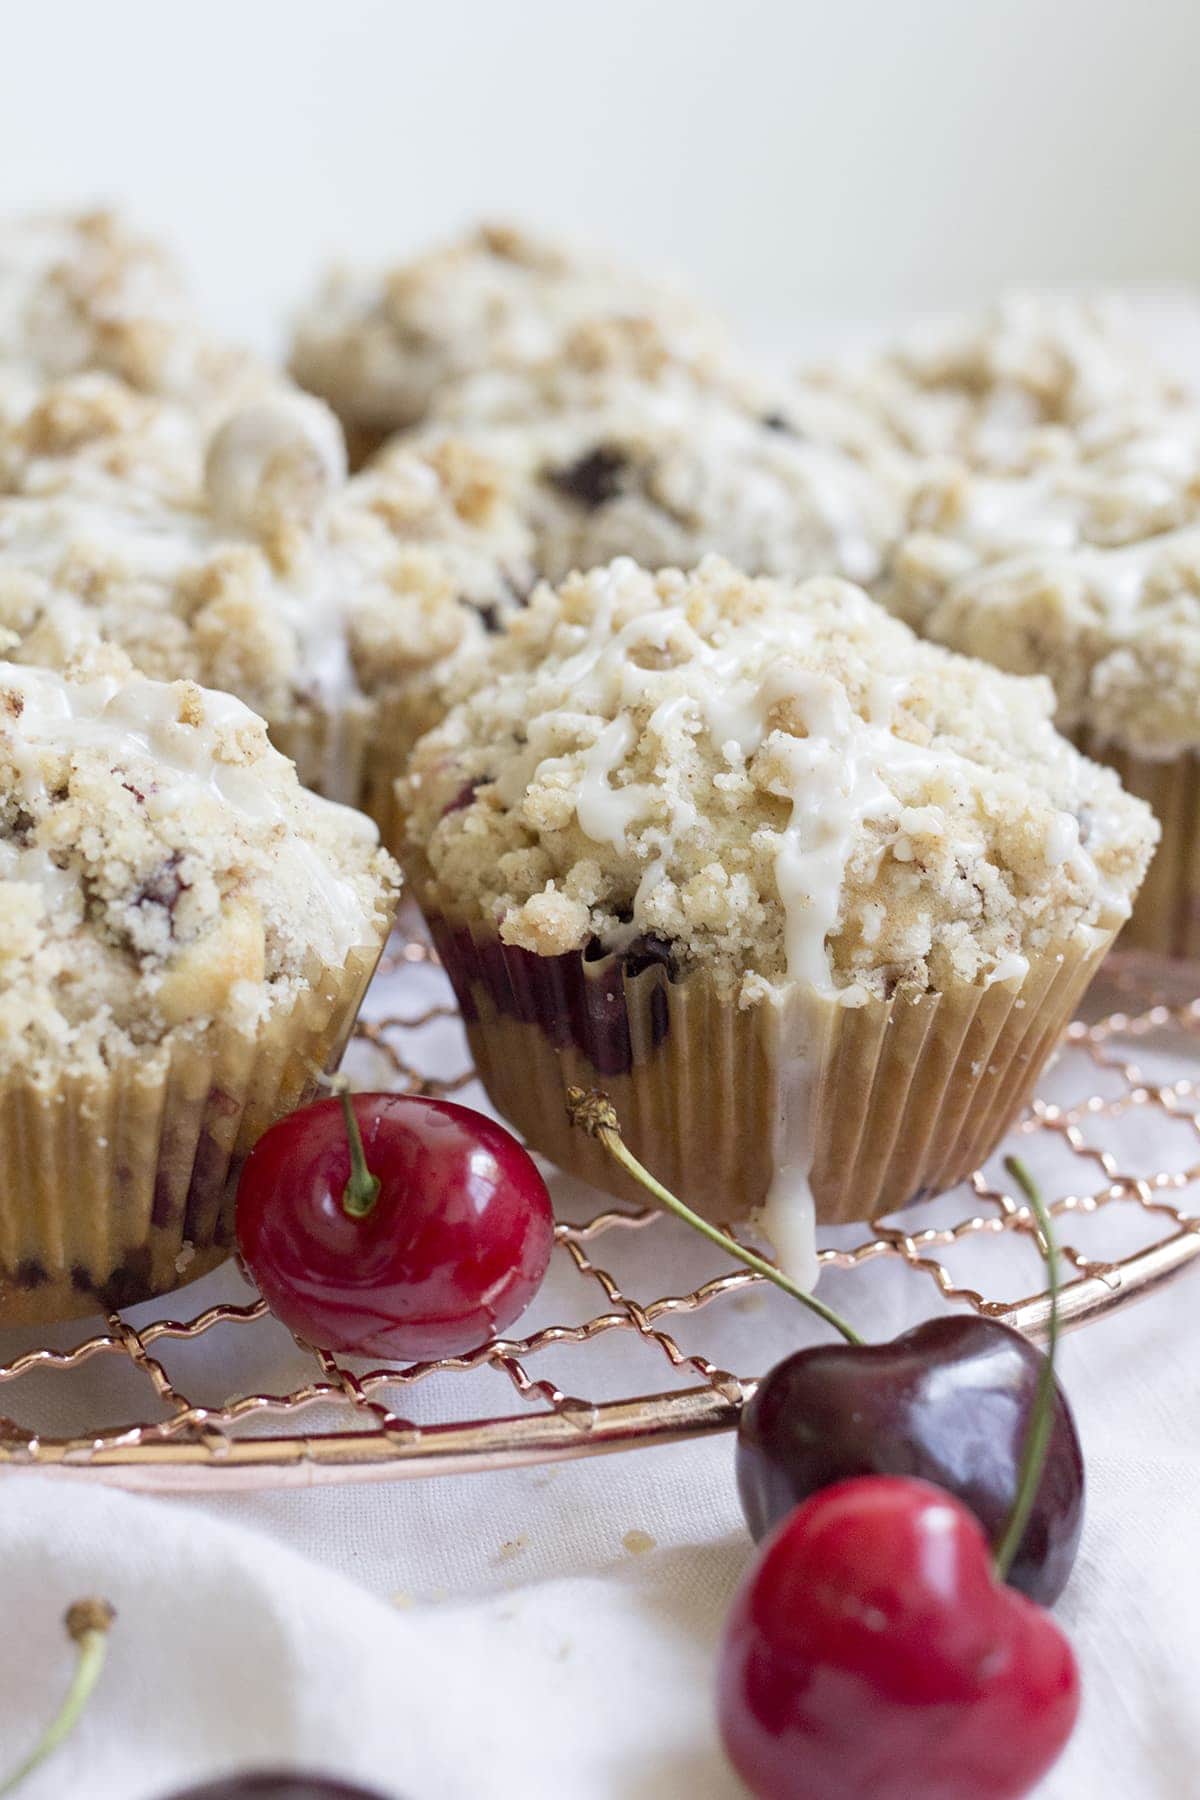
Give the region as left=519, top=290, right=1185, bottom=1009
left=398, top=556, right=1157, bottom=1275
left=806, top=292, right=1187, bottom=475
left=403, top=315, right=907, bottom=590
left=0, top=651, right=399, bottom=1322
left=0, top=382, right=536, bottom=842
left=0, top=207, right=284, bottom=433
left=0, top=369, right=219, bottom=508
left=884, top=408, right=1200, bottom=956
left=289, top=219, right=733, bottom=458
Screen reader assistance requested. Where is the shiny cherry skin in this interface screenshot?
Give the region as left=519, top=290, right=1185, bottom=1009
left=237, top=1094, right=555, bottom=1359
left=718, top=1476, right=1080, bottom=1800
left=162, top=1778, right=387, bottom=1799
left=737, top=1315, right=1083, bottom=1604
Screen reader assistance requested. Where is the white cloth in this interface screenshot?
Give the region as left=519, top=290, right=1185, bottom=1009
left=0, top=946, right=1197, bottom=1799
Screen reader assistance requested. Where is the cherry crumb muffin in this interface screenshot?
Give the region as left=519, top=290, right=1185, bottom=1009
left=0, top=651, right=399, bottom=1322
left=885, top=403, right=1200, bottom=955
left=807, top=293, right=1185, bottom=475
left=398, top=556, right=1156, bottom=1273
left=403, top=315, right=905, bottom=589
left=0, top=384, right=536, bottom=842
left=289, top=220, right=730, bottom=459
left=0, top=207, right=281, bottom=432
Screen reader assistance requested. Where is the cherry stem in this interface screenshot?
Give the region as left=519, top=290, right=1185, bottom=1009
left=0, top=1599, right=115, bottom=1797
left=334, top=1078, right=380, bottom=1220
left=993, top=1155, right=1062, bottom=1583
left=565, top=1086, right=863, bottom=1346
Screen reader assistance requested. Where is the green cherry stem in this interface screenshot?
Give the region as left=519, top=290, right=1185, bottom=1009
left=993, top=1154, right=1063, bottom=1582
left=565, top=1086, right=863, bottom=1346
left=333, top=1076, right=380, bottom=1220
left=0, top=1599, right=115, bottom=1797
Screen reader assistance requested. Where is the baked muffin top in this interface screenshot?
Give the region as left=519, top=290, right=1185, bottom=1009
left=885, top=400, right=1200, bottom=757
left=810, top=293, right=1184, bottom=474
left=0, top=208, right=278, bottom=430
left=0, top=386, right=536, bottom=756
left=405, top=324, right=905, bottom=590
left=289, top=220, right=728, bottom=435
left=0, top=652, right=399, bottom=1078
left=0, top=370, right=213, bottom=507
left=402, top=556, right=1156, bottom=1003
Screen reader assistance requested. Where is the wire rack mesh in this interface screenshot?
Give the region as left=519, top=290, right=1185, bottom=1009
left=0, top=919, right=1197, bottom=1490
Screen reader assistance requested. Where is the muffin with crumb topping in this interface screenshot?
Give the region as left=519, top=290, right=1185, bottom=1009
left=402, top=315, right=906, bottom=591
left=398, top=556, right=1155, bottom=1265
left=0, top=652, right=399, bottom=1322
left=0, top=207, right=283, bottom=432
left=808, top=292, right=1186, bottom=475
left=884, top=403, right=1200, bottom=956
left=289, top=220, right=732, bottom=460
left=0, top=382, right=536, bottom=842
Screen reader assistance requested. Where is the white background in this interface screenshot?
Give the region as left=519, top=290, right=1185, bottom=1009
left=1, top=0, right=1197, bottom=349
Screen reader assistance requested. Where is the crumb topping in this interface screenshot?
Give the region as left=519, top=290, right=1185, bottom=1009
left=0, top=208, right=281, bottom=431
left=0, top=388, right=536, bottom=765
left=0, top=655, right=398, bottom=1077
left=809, top=293, right=1185, bottom=473
left=884, top=399, right=1200, bottom=756
left=289, top=219, right=729, bottom=434
left=401, top=557, right=1156, bottom=1001
left=407, top=349, right=905, bottom=590
left=0, top=370, right=207, bottom=506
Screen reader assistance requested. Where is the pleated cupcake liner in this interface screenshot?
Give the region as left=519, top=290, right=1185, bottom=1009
left=0, top=930, right=389, bottom=1326
left=1072, top=728, right=1200, bottom=962
left=416, top=886, right=1120, bottom=1232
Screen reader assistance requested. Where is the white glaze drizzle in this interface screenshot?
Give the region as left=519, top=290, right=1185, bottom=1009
left=0, top=396, right=378, bottom=723
left=0, top=663, right=374, bottom=964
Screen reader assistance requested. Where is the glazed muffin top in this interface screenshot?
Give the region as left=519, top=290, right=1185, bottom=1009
left=0, top=208, right=278, bottom=429
left=0, top=652, right=399, bottom=1079
left=289, top=220, right=728, bottom=436
left=406, top=324, right=905, bottom=589
left=0, top=385, right=536, bottom=755
left=427, top=308, right=905, bottom=463
left=886, top=402, right=1200, bottom=757
left=0, top=370, right=213, bottom=506
left=810, top=293, right=1184, bottom=474
left=401, top=556, right=1156, bottom=1004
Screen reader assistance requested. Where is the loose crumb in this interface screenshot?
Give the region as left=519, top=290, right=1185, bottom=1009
left=622, top=1529, right=656, bottom=1556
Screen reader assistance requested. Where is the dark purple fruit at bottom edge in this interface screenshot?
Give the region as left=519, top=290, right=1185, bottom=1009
left=736, top=1314, right=1084, bottom=1606
left=161, top=1775, right=390, bottom=1799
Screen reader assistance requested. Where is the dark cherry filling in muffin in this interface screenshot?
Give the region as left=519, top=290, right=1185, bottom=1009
left=546, top=444, right=630, bottom=509
left=431, top=919, right=679, bottom=1075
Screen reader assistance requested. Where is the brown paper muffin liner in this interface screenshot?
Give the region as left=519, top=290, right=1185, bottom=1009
left=1072, top=728, right=1200, bottom=961
left=0, top=931, right=389, bottom=1326
left=415, top=889, right=1120, bottom=1231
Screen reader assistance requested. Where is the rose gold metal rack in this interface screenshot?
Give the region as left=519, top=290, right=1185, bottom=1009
left=0, top=930, right=1196, bottom=1491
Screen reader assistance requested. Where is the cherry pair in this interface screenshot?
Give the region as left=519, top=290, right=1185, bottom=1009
left=569, top=1094, right=1084, bottom=1800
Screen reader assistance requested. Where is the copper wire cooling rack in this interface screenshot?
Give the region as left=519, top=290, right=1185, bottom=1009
left=0, top=926, right=1198, bottom=1491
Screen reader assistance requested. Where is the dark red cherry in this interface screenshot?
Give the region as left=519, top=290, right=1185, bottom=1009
left=237, top=1094, right=555, bottom=1359
left=736, top=1315, right=1083, bottom=1604
left=718, top=1475, right=1080, bottom=1800
left=161, top=1777, right=388, bottom=1799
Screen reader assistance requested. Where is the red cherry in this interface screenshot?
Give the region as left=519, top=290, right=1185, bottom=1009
left=237, top=1094, right=555, bottom=1359
left=717, top=1475, right=1079, bottom=1800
